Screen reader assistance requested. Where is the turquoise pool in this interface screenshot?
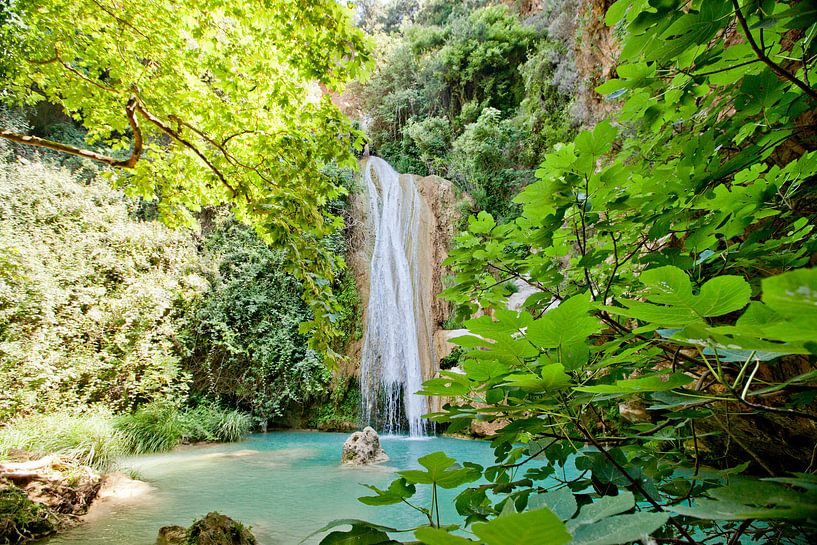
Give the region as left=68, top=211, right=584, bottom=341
left=44, top=431, right=497, bottom=545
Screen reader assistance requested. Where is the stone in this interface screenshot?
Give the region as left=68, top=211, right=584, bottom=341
left=341, top=426, right=389, bottom=465
left=156, top=525, right=187, bottom=545
left=157, top=512, right=257, bottom=545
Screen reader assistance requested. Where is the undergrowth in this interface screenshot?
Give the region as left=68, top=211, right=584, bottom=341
left=0, top=403, right=253, bottom=469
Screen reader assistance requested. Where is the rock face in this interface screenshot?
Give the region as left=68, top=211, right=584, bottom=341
left=157, top=512, right=257, bottom=545
left=341, top=427, right=389, bottom=465
left=345, top=165, right=468, bottom=388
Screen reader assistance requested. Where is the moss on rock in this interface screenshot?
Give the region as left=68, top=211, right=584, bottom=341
left=0, top=479, right=58, bottom=543
left=156, top=512, right=256, bottom=545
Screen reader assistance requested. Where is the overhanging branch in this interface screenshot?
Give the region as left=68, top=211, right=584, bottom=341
left=0, top=97, right=142, bottom=168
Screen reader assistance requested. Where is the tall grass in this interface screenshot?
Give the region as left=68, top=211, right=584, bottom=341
left=115, top=402, right=253, bottom=453
left=114, top=403, right=184, bottom=454
left=0, top=409, right=128, bottom=470
left=0, top=403, right=253, bottom=469
left=176, top=404, right=253, bottom=443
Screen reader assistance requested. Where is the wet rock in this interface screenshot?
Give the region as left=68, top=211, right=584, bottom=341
left=341, top=426, right=389, bottom=465
left=157, top=512, right=257, bottom=545
left=156, top=525, right=187, bottom=545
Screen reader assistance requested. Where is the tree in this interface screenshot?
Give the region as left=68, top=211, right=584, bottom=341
left=0, top=0, right=372, bottom=349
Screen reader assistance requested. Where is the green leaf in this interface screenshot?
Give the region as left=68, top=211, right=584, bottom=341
left=610, top=267, right=751, bottom=326
left=472, top=509, right=571, bottom=545
left=671, top=479, right=817, bottom=521
left=415, top=527, right=478, bottom=545
left=575, top=373, right=692, bottom=394
left=762, top=268, right=817, bottom=319
left=358, top=478, right=416, bottom=506
left=569, top=492, right=634, bottom=528
left=399, top=452, right=481, bottom=489
left=528, top=488, right=577, bottom=521
left=311, top=520, right=401, bottom=545
left=569, top=512, right=669, bottom=545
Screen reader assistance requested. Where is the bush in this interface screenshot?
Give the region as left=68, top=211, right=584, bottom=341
left=178, top=214, right=329, bottom=422
left=0, top=482, right=58, bottom=543
left=0, top=409, right=128, bottom=470
left=0, top=154, right=203, bottom=419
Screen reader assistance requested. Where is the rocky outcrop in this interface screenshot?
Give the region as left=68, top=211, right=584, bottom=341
left=157, top=512, right=257, bottom=545
left=345, top=165, right=468, bottom=387
left=341, top=426, right=389, bottom=465
left=0, top=456, right=102, bottom=542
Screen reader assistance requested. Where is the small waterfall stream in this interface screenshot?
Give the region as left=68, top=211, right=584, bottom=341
left=359, top=157, right=429, bottom=437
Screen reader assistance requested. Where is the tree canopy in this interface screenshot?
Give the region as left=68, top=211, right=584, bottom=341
left=0, top=0, right=372, bottom=349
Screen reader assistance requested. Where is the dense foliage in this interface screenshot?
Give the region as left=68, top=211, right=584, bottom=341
left=327, top=1, right=817, bottom=544
left=0, top=0, right=372, bottom=350
left=0, top=116, right=354, bottom=437
left=178, top=214, right=329, bottom=421
left=0, top=144, right=201, bottom=419
left=359, top=2, right=575, bottom=219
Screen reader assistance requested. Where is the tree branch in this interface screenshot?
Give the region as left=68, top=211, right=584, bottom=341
left=0, top=97, right=142, bottom=168
left=731, top=0, right=817, bottom=101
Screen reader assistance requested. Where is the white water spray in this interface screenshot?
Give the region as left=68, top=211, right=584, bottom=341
left=359, top=157, right=429, bottom=437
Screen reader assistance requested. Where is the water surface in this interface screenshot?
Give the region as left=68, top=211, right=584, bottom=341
left=44, top=432, right=496, bottom=545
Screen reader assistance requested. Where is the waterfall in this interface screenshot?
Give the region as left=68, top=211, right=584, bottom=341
left=359, top=157, right=430, bottom=437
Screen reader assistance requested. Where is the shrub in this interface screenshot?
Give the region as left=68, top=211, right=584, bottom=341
left=178, top=214, right=330, bottom=422
left=0, top=482, right=58, bottom=543
left=0, top=154, right=202, bottom=419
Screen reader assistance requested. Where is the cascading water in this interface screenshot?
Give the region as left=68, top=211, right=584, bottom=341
left=359, top=157, right=429, bottom=437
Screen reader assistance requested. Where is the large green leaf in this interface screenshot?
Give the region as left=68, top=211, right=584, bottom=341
left=358, top=478, right=416, bottom=506
left=415, top=527, right=478, bottom=545
left=472, top=509, right=571, bottom=545
left=526, top=296, right=600, bottom=370
left=609, top=266, right=751, bottom=326
left=574, top=373, right=692, bottom=394
left=568, top=492, right=634, bottom=529
left=312, top=520, right=401, bottom=545
left=569, top=512, right=669, bottom=545
left=671, top=478, right=817, bottom=521
left=528, top=488, right=577, bottom=521
left=762, top=268, right=817, bottom=319
left=399, top=452, right=481, bottom=489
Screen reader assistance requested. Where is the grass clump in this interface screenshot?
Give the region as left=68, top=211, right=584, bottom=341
left=0, top=403, right=252, bottom=468
left=176, top=404, right=254, bottom=443
left=114, top=403, right=184, bottom=455
left=0, top=409, right=127, bottom=470
left=115, top=402, right=253, bottom=454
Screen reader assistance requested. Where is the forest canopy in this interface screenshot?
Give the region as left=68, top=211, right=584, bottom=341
left=0, top=0, right=372, bottom=349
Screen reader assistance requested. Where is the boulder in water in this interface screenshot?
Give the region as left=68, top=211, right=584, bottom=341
left=341, top=427, right=389, bottom=465
left=156, top=525, right=187, bottom=545
left=156, top=512, right=256, bottom=545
